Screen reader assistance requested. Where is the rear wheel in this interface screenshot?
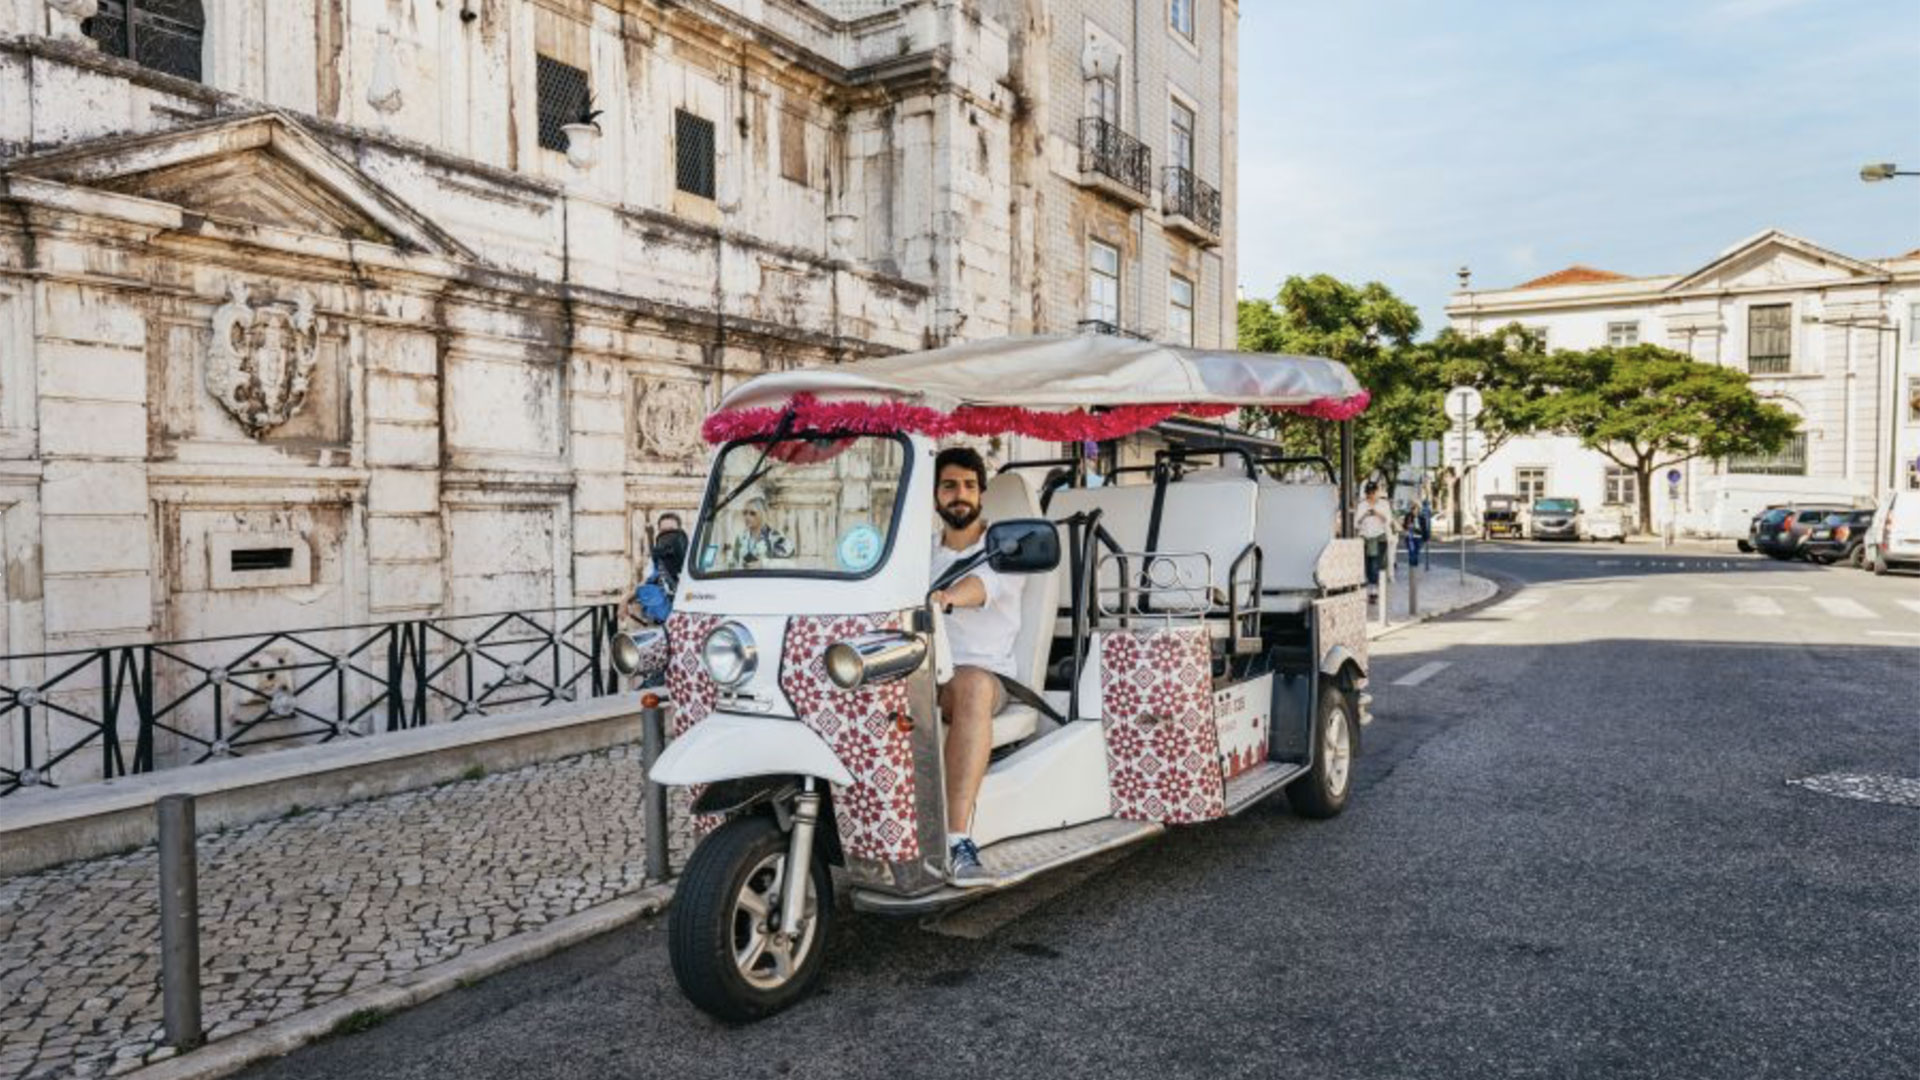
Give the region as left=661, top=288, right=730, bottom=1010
left=1850, top=546, right=1866, bottom=569
left=668, top=814, right=832, bottom=1023
left=1288, top=679, right=1354, bottom=820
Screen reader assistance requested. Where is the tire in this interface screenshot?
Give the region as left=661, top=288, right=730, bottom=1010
left=1737, top=540, right=1753, bottom=553
left=668, top=814, right=833, bottom=1023
left=1288, top=679, right=1355, bottom=820
left=1763, top=550, right=1793, bottom=561
left=1872, top=549, right=1889, bottom=576
left=1850, top=546, right=1866, bottom=569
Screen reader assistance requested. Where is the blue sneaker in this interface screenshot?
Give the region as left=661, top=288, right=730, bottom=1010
left=948, top=838, right=992, bottom=886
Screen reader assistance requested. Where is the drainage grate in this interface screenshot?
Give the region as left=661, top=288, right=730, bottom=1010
left=1787, top=773, right=1920, bottom=809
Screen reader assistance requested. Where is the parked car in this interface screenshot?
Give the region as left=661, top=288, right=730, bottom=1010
left=1751, top=504, right=1851, bottom=560
left=1586, top=505, right=1630, bottom=542
left=1482, top=494, right=1523, bottom=539
left=1799, top=509, right=1875, bottom=565
left=1861, top=490, right=1920, bottom=575
left=1530, top=497, right=1582, bottom=541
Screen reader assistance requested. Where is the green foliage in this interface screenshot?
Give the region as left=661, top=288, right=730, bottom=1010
left=331, top=1008, right=390, bottom=1037
left=1542, top=344, right=1797, bottom=528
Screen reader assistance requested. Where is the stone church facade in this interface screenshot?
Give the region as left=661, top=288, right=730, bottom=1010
left=0, top=0, right=1241, bottom=674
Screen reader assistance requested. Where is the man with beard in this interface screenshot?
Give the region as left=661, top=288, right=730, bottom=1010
left=926, top=446, right=1026, bottom=885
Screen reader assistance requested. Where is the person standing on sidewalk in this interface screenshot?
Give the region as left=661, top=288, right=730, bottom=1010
left=1357, top=481, right=1394, bottom=599
left=1403, top=499, right=1432, bottom=569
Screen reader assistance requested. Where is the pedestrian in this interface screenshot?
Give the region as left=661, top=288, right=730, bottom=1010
left=630, top=513, right=688, bottom=625
left=1356, top=481, right=1394, bottom=598
left=1403, top=499, right=1432, bottom=569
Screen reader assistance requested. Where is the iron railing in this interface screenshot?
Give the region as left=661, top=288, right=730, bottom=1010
left=1078, top=117, right=1152, bottom=198
left=1163, top=165, right=1222, bottom=236
left=0, top=604, right=622, bottom=797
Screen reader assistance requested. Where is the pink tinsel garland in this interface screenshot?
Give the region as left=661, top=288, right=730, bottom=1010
left=700, top=391, right=1370, bottom=445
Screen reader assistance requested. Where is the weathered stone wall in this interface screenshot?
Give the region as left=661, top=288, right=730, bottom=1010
left=0, top=0, right=1239, bottom=784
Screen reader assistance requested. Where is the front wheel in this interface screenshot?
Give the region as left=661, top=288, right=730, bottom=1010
left=1288, top=679, right=1355, bottom=820
left=668, top=814, right=832, bottom=1023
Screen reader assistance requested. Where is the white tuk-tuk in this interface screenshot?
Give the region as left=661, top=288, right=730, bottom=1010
left=613, top=334, right=1375, bottom=1021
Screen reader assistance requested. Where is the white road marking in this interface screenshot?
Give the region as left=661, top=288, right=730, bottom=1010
left=1866, top=630, right=1920, bottom=639
left=1813, top=596, right=1877, bottom=620
left=1569, top=592, right=1620, bottom=614
left=1650, top=596, right=1693, bottom=616
left=1594, top=560, right=1622, bottom=567
left=1733, top=595, right=1785, bottom=617
left=1897, top=600, right=1920, bottom=618
left=1393, top=661, right=1452, bottom=687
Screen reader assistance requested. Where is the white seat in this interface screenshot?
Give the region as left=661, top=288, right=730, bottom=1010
left=976, top=472, right=1061, bottom=748
left=1047, top=483, right=1155, bottom=621
left=1155, top=474, right=1260, bottom=613
left=1255, top=481, right=1338, bottom=613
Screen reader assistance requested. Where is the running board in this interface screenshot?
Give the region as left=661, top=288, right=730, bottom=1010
left=851, top=818, right=1164, bottom=916
left=1223, top=761, right=1307, bottom=816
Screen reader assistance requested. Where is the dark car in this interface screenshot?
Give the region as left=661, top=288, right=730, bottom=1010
left=1751, top=504, right=1852, bottom=560
left=1530, top=497, right=1582, bottom=541
left=1800, top=509, right=1875, bottom=565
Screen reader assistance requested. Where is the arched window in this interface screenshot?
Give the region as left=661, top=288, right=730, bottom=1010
left=85, top=0, right=205, bottom=83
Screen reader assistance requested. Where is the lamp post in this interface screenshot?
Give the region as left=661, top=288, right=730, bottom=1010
left=1859, top=162, right=1920, bottom=182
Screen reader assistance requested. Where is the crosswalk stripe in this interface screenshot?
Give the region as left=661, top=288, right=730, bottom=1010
left=1651, top=596, right=1693, bottom=616
left=1393, top=661, right=1452, bottom=687
left=1569, top=593, right=1620, bottom=613
left=1734, top=595, right=1785, bottom=617
left=1897, top=600, right=1920, bottom=618
left=1813, top=597, right=1877, bottom=620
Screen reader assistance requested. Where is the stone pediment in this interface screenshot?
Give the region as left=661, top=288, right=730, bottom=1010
left=3, top=112, right=472, bottom=259
left=1666, top=229, right=1887, bottom=294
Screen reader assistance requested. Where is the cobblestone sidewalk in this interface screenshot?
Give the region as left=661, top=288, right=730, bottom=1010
left=1368, top=562, right=1498, bottom=635
left=0, top=745, right=685, bottom=1080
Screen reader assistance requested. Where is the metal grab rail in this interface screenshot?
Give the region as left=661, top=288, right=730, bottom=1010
left=0, top=604, right=622, bottom=797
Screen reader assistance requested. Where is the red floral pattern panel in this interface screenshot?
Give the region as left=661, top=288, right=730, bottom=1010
left=665, top=612, right=722, bottom=834
left=1099, top=626, right=1226, bottom=823
left=778, top=613, right=919, bottom=864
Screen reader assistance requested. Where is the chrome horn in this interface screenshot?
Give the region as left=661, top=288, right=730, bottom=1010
left=610, top=627, right=668, bottom=679
left=823, top=631, right=928, bottom=690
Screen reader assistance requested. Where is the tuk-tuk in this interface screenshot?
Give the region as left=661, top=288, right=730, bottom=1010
left=1483, top=494, right=1523, bottom=539
left=612, top=333, right=1375, bottom=1021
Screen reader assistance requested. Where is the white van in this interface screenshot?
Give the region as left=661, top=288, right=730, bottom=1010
left=1862, top=489, right=1920, bottom=575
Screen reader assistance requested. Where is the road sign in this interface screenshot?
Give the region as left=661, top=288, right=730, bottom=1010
left=1666, top=468, right=1683, bottom=484
left=1446, top=386, right=1484, bottom=423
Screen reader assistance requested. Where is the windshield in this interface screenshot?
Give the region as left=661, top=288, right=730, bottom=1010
left=690, top=434, right=909, bottom=579
left=1534, top=498, right=1578, bottom=513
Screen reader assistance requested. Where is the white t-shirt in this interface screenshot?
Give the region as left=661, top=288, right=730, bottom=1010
left=931, top=533, right=1026, bottom=679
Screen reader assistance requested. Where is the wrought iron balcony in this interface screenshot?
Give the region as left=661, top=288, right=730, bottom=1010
left=1078, top=117, right=1153, bottom=206
left=1163, top=165, right=1222, bottom=243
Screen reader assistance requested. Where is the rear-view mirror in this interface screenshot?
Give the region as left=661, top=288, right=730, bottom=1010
left=985, top=519, right=1060, bottom=575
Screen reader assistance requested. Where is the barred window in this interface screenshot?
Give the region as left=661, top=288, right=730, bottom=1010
left=536, top=55, right=590, bottom=153
left=1727, top=432, right=1807, bottom=476
left=85, top=0, right=204, bottom=83
left=676, top=110, right=717, bottom=199
left=1747, top=303, right=1791, bottom=374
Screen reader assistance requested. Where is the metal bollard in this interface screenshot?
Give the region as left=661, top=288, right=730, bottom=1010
left=157, top=794, right=203, bottom=1049
left=641, top=704, right=670, bottom=882
left=1408, top=548, right=1419, bottom=619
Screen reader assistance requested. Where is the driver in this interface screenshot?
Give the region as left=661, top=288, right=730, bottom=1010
left=729, top=497, right=794, bottom=568
left=927, top=447, right=1025, bottom=885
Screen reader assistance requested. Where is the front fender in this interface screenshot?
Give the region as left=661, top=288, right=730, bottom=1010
left=650, top=712, right=855, bottom=788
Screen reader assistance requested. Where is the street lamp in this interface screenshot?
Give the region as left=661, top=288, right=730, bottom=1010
left=1859, top=162, right=1920, bottom=182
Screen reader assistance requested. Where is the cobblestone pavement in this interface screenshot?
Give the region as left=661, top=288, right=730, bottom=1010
left=1369, top=563, right=1498, bottom=633
left=0, top=745, right=685, bottom=1080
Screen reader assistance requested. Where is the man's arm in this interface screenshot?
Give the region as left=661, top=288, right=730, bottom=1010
left=930, top=565, right=1008, bottom=612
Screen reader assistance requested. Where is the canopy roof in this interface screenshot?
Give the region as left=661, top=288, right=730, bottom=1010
left=704, top=334, right=1368, bottom=444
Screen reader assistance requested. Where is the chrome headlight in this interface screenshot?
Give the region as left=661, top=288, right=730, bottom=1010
left=824, top=631, right=928, bottom=690
left=611, top=628, right=667, bottom=678
left=701, top=622, right=758, bottom=688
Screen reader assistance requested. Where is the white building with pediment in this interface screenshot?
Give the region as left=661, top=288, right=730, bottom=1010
left=1446, top=230, right=1920, bottom=538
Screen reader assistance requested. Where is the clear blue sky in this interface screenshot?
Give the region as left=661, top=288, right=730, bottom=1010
left=1236, top=0, right=1920, bottom=337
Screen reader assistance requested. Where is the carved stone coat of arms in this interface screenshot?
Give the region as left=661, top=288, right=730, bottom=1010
left=207, top=282, right=320, bottom=438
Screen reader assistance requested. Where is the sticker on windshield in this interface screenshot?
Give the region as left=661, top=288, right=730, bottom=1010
left=837, top=525, right=883, bottom=572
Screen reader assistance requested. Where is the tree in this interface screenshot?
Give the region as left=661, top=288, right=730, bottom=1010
left=1544, top=345, right=1798, bottom=532
left=1237, top=275, right=1441, bottom=486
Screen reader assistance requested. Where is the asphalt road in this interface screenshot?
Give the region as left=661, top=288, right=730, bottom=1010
left=245, top=543, right=1920, bottom=1080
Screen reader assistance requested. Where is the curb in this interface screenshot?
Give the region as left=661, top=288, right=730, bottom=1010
left=125, top=882, right=677, bottom=1080
left=1366, top=573, right=1504, bottom=641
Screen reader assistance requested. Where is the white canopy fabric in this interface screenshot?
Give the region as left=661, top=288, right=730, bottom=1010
left=716, top=333, right=1363, bottom=413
